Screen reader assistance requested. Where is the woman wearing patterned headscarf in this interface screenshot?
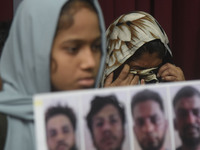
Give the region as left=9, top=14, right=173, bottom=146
left=101, top=11, right=185, bottom=87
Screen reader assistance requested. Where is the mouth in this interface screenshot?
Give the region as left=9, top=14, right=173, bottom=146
left=56, top=144, right=68, bottom=150
left=78, top=77, right=95, bottom=88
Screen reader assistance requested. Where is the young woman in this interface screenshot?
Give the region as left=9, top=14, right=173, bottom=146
left=101, top=11, right=185, bottom=87
left=0, top=0, right=106, bottom=150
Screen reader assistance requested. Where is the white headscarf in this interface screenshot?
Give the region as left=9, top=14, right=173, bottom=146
left=101, top=11, right=172, bottom=86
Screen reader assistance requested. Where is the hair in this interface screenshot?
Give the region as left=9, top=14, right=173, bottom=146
left=113, top=39, right=173, bottom=81
left=173, top=86, right=200, bottom=108
left=55, top=0, right=97, bottom=35
left=45, top=104, right=76, bottom=130
left=131, top=89, right=164, bottom=114
left=86, top=95, right=125, bottom=134
left=129, top=39, right=172, bottom=63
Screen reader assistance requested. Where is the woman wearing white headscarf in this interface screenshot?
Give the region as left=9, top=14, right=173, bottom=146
left=0, top=0, right=106, bottom=149
left=101, top=11, right=185, bottom=87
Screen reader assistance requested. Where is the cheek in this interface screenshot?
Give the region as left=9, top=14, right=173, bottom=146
left=47, top=137, right=56, bottom=148
left=93, top=127, right=102, bottom=141
left=50, top=57, right=57, bottom=74
left=157, top=123, right=167, bottom=136
left=94, top=53, right=101, bottom=69
left=66, top=133, right=75, bottom=145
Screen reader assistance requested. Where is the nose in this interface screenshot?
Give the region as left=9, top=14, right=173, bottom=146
left=56, top=132, right=65, bottom=141
left=186, top=111, right=196, bottom=124
left=142, top=119, right=154, bottom=133
left=102, top=121, right=112, bottom=131
left=80, top=47, right=96, bottom=70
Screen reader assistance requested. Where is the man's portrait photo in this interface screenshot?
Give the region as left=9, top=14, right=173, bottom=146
left=172, top=85, right=200, bottom=150
left=84, top=90, right=131, bottom=150
left=131, top=88, right=171, bottom=150
left=45, top=104, right=78, bottom=150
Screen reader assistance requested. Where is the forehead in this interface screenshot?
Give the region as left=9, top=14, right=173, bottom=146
left=47, top=114, right=71, bottom=128
left=128, top=52, right=162, bottom=69
left=175, top=95, right=200, bottom=110
left=93, top=104, right=120, bottom=119
left=133, top=100, right=163, bottom=118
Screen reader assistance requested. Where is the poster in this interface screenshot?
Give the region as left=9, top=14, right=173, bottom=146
left=34, top=80, right=200, bottom=150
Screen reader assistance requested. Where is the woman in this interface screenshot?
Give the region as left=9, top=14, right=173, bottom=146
left=0, top=0, right=106, bottom=150
left=101, top=11, right=185, bottom=87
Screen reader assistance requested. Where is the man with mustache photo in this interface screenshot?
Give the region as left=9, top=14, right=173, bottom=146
left=173, top=86, right=200, bottom=150
left=86, top=95, right=126, bottom=150
left=131, top=89, right=169, bottom=150
left=45, top=105, right=77, bottom=150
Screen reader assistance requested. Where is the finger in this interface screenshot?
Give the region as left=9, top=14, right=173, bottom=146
left=104, top=72, right=114, bottom=87
left=117, top=64, right=130, bottom=81
left=114, top=73, right=134, bottom=86
left=162, top=75, right=177, bottom=81
left=157, top=63, right=175, bottom=77
left=130, top=75, right=139, bottom=85
left=160, top=68, right=177, bottom=78
left=140, top=79, right=145, bottom=85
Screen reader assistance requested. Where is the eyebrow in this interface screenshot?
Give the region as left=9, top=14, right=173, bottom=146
left=62, top=36, right=101, bottom=45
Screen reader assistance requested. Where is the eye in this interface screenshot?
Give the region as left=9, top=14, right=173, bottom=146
left=94, top=120, right=104, bottom=128
left=110, top=117, right=118, bottom=124
left=192, top=109, right=200, bottom=117
left=63, top=46, right=80, bottom=54
left=177, top=109, right=188, bottom=118
left=62, top=126, right=70, bottom=134
left=49, top=129, right=57, bottom=137
left=136, top=118, right=144, bottom=126
left=150, top=115, right=161, bottom=125
left=91, top=43, right=101, bottom=52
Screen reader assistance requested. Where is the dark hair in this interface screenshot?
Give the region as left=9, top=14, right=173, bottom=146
left=173, top=86, right=200, bottom=107
left=131, top=89, right=164, bottom=114
left=129, top=39, right=172, bottom=63
left=86, top=95, right=125, bottom=134
left=113, top=39, right=173, bottom=81
left=45, top=104, right=76, bottom=130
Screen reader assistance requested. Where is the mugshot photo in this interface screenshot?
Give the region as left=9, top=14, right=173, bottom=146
left=81, top=88, right=132, bottom=150
left=169, top=83, right=200, bottom=150
left=34, top=93, right=82, bottom=150
left=129, top=86, right=173, bottom=150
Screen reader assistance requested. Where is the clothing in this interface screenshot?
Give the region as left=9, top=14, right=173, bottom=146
left=176, top=146, right=182, bottom=150
left=0, top=0, right=106, bottom=150
left=101, top=11, right=172, bottom=86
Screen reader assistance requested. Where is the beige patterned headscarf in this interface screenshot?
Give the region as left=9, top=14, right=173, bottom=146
left=101, top=11, right=172, bottom=86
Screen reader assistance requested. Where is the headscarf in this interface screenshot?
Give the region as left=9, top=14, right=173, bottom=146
left=0, top=0, right=106, bottom=149
left=101, top=11, right=172, bottom=86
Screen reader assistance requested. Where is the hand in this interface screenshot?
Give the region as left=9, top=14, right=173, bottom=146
left=157, top=63, right=185, bottom=82
left=104, top=64, right=145, bottom=87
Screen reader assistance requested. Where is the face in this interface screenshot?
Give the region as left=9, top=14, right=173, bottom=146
left=51, top=8, right=101, bottom=91
left=92, top=104, right=124, bottom=150
left=133, top=100, right=167, bottom=150
left=46, top=114, right=75, bottom=150
left=128, top=52, right=162, bottom=83
left=174, top=95, right=200, bottom=146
